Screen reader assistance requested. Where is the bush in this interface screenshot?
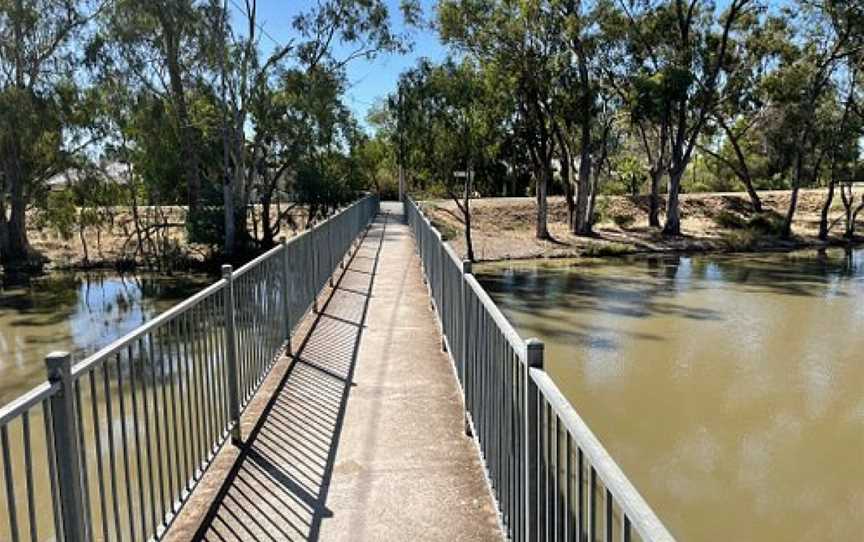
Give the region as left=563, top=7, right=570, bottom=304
left=714, top=209, right=746, bottom=229
left=722, top=229, right=761, bottom=251
left=747, top=211, right=785, bottom=236
left=582, top=241, right=632, bottom=257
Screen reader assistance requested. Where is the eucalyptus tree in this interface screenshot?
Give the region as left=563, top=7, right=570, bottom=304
left=99, top=0, right=216, bottom=215
left=0, top=0, right=101, bottom=268
left=697, top=12, right=788, bottom=213
left=394, top=58, right=505, bottom=261
left=761, top=0, right=863, bottom=239
left=613, top=0, right=758, bottom=236
left=211, top=0, right=416, bottom=255
left=439, top=0, right=566, bottom=240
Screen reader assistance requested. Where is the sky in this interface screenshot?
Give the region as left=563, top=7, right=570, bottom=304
left=226, top=0, right=448, bottom=129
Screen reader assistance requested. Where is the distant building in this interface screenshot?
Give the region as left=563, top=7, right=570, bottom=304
left=45, top=161, right=132, bottom=192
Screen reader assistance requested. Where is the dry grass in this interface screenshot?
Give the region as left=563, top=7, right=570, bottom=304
left=423, top=189, right=863, bottom=262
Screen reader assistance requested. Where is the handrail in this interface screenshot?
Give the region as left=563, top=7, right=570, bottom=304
left=403, top=195, right=676, bottom=542
left=530, top=369, right=675, bottom=542
left=0, top=193, right=380, bottom=542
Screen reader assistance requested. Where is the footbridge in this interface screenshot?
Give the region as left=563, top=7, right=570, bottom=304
left=0, top=196, right=674, bottom=541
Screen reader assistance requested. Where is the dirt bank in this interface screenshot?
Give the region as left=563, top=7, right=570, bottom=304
left=423, top=190, right=864, bottom=262
left=24, top=205, right=309, bottom=271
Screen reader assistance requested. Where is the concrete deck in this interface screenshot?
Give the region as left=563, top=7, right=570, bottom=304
left=167, top=205, right=501, bottom=541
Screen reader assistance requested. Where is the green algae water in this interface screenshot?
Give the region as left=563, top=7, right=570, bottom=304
left=478, top=248, right=864, bottom=541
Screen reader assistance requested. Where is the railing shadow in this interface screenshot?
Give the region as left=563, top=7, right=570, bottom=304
left=191, top=215, right=388, bottom=542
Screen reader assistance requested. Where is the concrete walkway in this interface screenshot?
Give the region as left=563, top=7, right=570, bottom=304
left=168, top=205, right=501, bottom=541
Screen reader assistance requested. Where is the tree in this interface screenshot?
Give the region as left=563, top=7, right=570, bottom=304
left=0, top=0, right=99, bottom=269
left=761, top=0, right=863, bottom=239
left=439, top=0, right=565, bottom=239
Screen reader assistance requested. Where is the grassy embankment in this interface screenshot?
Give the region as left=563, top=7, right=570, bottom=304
left=423, top=189, right=864, bottom=262
left=27, top=206, right=310, bottom=270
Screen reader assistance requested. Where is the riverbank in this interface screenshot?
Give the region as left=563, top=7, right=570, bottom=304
left=20, top=205, right=309, bottom=272
left=423, top=189, right=864, bottom=262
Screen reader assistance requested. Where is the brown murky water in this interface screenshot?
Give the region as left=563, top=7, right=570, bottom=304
left=0, top=272, right=209, bottom=405
left=479, top=248, right=864, bottom=542
left=0, top=271, right=211, bottom=541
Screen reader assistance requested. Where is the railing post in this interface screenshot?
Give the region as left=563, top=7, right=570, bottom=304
left=328, top=220, right=336, bottom=288
left=525, top=339, right=545, bottom=542
left=222, top=265, right=243, bottom=445
left=45, top=351, right=87, bottom=542
left=311, top=223, right=320, bottom=314
left=461, top=259, right=472, bottom=437
left=280, top=237, right=292, bottom=356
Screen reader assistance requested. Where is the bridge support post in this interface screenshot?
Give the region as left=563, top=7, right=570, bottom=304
left=45, top=351, right=88, bottom=542
left=222, top=265, right=243, bottom=445
left=525, top=339, right=545, bottom=542
left=461, top=260, right=472, bottom=437
left=280, top=237, right=292, bottom=356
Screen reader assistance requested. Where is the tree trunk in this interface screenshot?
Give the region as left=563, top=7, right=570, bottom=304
left=561, top=150, right=575, bottom=230
left=536, top=168, right=550, bottom=239
left=818, top=180, right=835, bottom=241
left=0, top=152, right=38, bottom=268
left=162, top=16, right=201, bottom=212
left=649, top=167, right=662, bottom=228
left=574, top=141, right=593, bottom=235
left=782, top=153, right=804, bottom=239
left=464, top=174, right=474, bottom=262
left=663, top=168, right=684, bottom=236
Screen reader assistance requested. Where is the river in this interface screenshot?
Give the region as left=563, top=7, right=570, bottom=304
left=478, top=247, right=864, bottom=541
left=0, top=271, right=210, bottom=406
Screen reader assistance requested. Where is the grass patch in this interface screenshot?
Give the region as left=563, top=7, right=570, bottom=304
left=721, top=229, right=761, bottom=251
left=714, top=209, right=747, bottom=229
left=582, top=241, right=632, bottom=257
left=430, top=218, right=460, bottom=241
left=746, top=210, right=785, bottom=236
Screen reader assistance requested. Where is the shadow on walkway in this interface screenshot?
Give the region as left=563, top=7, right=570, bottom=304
left=191, top=216, right=388, bottom=542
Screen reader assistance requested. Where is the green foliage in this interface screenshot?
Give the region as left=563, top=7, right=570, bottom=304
left=714, top=210, right=747, bottom=229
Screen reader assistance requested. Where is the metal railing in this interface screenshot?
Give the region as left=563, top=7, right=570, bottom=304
left=404, top=196, right=675, bottom=542
left=0, top=194, right=379, bottom=542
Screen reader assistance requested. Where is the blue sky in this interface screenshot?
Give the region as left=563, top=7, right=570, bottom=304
left=227, top=0, right=447, bottom=128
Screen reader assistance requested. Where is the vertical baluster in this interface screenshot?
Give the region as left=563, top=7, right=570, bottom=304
left=127, top=345, right=147, bottom=538
left=621, top=515, right=631, bottom=542
left=41, top=400, right=63, bottom=539
left=22, top=412, right=38, bottom=542
left=116, top=354, right=137, bottom=542
left=1, top=423, right=20, bottom=542
left=605, top=489, right=613, bottom=542
left=590, top=467, right=597, bottom=542
left=148, top=333, right=167, bottom=525
left=73, top=381, right=93, bottom=538
left=171, top=318, right=192, bottom=487
left=578, top=449, right=584, bottom=542
left=89, top=370, right=110, bottom=541
left=139, top=336, right=158, bottom=535
left=102, top=363, right=123, bottom=541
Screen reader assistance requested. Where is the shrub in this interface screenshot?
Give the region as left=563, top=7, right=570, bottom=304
left=582, top=241, right=632, bottom=257
left=747, top=211, right=785, bottom=236
left=714, top=209, right=746, bottom=229
left=722, top=229, right=761, bottom=251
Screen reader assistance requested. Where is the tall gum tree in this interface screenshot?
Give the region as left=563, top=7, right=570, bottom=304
left=0, top=0, right=99, bottom=269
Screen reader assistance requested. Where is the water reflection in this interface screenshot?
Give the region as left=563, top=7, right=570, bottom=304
left=0, top=272, right=209, bottom=405
left=479, top=247, right=864, bottom=542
